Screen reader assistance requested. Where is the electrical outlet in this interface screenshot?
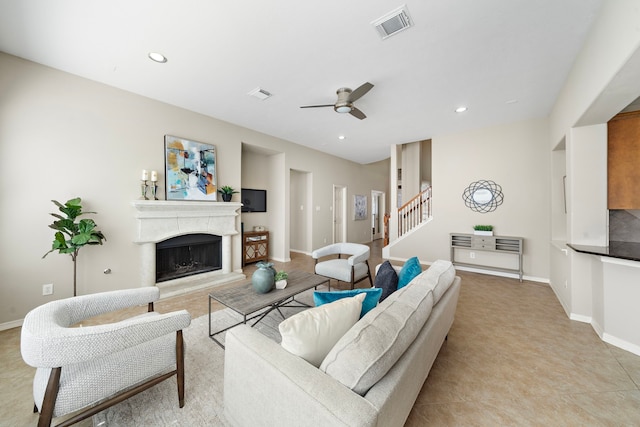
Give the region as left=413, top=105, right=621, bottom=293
left=42, top=283, right=54, bottom=295
left=469, top=252, right=476, bottom=259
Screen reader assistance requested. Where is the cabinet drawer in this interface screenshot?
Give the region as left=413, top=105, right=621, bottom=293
left=471, top=236, right=496, bottom=250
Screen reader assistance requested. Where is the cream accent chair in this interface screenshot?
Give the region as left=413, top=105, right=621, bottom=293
left=20, top=287, right=191, bottom=427
left=311, top=243, right=373, bottom=290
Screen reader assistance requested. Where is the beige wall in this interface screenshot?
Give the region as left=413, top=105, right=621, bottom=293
left=388, top=117, right=551, bottom=280
left=0, top=52, right=388, bottom=326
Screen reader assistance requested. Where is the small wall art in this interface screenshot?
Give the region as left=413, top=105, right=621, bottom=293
left=354, top=194, right=367, bottom=220
left=165, top=135, right=218, bottom=201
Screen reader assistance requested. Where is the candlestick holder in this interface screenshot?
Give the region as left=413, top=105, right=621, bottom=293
left=140, top=180, right=149, bottom=200
left=150, top=182, right=158, bottom=200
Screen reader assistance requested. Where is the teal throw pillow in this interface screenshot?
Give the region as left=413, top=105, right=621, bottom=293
left=397, top=256, right=422, bottom=288
left=313, top=288, right=383, bottom=318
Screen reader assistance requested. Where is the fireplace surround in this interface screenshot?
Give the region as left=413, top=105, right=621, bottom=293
left=132, top=200, right=245, bottom=297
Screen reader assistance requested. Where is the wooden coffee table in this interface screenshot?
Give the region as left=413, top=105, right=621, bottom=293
left=208, top=270, right=329, bottom=348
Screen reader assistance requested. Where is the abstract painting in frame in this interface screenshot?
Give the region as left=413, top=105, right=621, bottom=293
left=354, top=194, right=367, bottom=220
left=165, top=135, right=218, bottom=201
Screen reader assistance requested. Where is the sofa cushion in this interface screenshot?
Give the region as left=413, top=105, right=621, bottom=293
left=279, top=293, right=365, bottom=367
left=374, top=260, right=398, bottom=302
left=319, top=275, right=435, bottom=395
left=313, top=288, right=382, bottom=318
left=397, top=256, right=422, bottom=288
left=418, top=260, right=456, bottom=304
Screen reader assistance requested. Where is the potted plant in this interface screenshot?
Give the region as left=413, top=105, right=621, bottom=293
left=43, top=197, right=106, bottom=296
left=275, top=271, right=288, bottom=289
left=218, top=185, right=238, bottom=202
left=473, top=225, right=493, bottom=236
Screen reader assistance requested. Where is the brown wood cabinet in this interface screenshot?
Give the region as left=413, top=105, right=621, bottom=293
left=243, top=230, right=269, bottom=266
left=608, top=110, right=640, bottom=209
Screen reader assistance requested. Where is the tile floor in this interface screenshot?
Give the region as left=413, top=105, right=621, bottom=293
left=2, top=240, right=640, bottom=426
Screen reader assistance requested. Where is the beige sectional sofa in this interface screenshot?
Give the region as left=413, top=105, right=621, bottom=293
left=223, top=260, right=461, bottom=427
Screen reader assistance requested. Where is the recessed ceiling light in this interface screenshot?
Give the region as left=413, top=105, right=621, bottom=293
left=338, top=135, right=346, bottom=140
left=506, top=99, right=518, bottom=104
left=148, top=52, right=167, bottom=63
left=455, top=106, right=468, bottom=113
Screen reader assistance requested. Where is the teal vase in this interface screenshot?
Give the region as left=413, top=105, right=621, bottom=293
left=252, top=262, right=275, bottom=293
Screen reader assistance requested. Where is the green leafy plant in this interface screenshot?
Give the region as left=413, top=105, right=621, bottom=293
left=217, top=186, right=238, bottom=195
left=43, top=197, right=106, bottom=296
left=473, top=225, right=493, bottom=231
left=274, top=271, right=288, bottom=281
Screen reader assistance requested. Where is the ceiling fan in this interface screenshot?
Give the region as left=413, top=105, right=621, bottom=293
left=300, top=82, right=374, bottom=120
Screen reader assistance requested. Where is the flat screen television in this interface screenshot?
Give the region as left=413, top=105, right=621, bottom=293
left=241, top=188, right=267, bottom=212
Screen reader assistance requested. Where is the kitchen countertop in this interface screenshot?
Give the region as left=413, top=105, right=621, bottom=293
left=567, top=241, right=640, bottom=262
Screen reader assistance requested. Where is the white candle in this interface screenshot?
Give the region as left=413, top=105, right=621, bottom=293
left=141, top=170, right=149, bottom=181
left=151, top=170, right=158, bottom=182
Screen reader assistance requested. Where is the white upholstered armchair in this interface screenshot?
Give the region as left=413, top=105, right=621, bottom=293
left=20, top=287, right=191, bottom=427
left=311, top=243, right=373, bottom=290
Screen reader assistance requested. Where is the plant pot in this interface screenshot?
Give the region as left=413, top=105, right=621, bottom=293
left=474, top=230, right=493, bottom=236
left=275, top=279, right=287, bottom=289
left=221, top=194, right=232, bottom=202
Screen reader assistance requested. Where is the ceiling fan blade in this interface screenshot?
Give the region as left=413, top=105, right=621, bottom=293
left=348, top=82, right=374, bottom=102
left=349, top=107, right=367, bottom=120
left=300, top=104, right=334, bottom=109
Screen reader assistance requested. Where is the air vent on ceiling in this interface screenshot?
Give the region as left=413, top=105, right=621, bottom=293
left=248, top=87, right=272, bottom=100
left=372, top=5, right=413, bottom=40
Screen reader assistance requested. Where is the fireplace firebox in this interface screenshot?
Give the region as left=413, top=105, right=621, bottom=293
left=156, top=233, right=222, bottom=283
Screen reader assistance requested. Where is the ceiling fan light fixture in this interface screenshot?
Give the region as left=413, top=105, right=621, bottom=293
left=336, top=105, right=352, bottom=113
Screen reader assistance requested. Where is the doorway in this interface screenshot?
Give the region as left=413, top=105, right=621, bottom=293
left=290, top=169, right=311, bottom=253
left=333, top=185, right=347, bottom=243
left=371, top=190, right=385, bottom=241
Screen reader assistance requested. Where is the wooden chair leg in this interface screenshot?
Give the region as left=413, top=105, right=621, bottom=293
left=33, top=403, right=38, bottom=413
left=38, top=367, right=61, bottom=427
left=176, top=330, right=185, bottom=408
left=365, top=260, right=373, bottom=286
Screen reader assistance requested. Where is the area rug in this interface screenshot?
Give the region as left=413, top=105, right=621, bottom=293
left=92, top=290, right=315, bottom=426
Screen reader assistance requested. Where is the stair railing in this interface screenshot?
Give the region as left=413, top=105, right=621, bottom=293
left=397, top=186, right=432, bottom=238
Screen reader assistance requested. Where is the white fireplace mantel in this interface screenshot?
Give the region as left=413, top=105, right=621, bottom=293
left=132, top=200, right=242, bottom=243
left=132, top=200, right=244, bottom=296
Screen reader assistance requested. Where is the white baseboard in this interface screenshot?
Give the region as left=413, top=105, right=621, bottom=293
left=570, top=313, right=592, bottom=324
left=447, top=265, right=549, bottom=284
left=603, top=333, right=640, bottom=357
left=289, top=249, right=310, bottom=257
left=0, top=318, right=23, bottom=331
left=269, top=256, right=292, bottom=263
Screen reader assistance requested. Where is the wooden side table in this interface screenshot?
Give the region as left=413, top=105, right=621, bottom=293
left=243, top=230, right=269, bottom=266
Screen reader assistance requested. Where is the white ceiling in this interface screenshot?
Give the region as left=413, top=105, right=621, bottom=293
left=0, top=0, right=603, bottom=164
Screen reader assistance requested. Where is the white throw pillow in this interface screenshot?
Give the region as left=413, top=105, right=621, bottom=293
left=279, top=293, right=365, bottom=367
